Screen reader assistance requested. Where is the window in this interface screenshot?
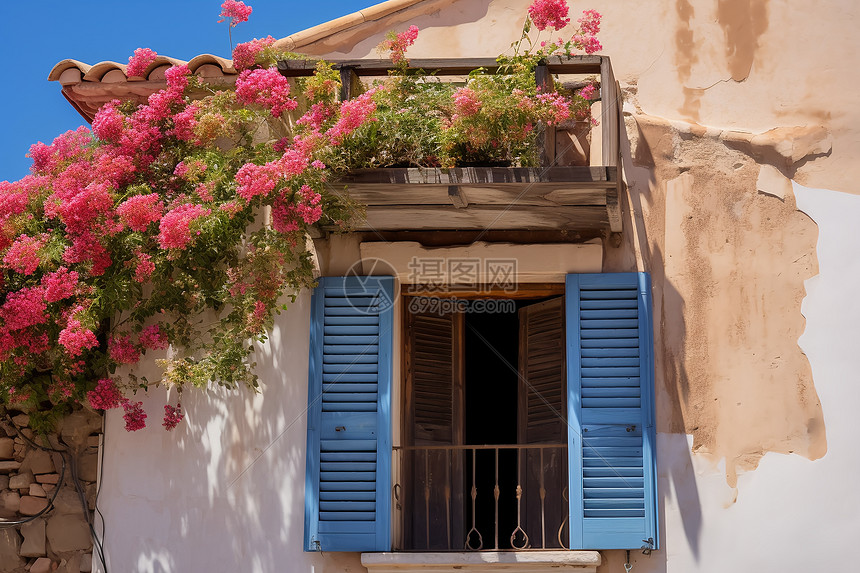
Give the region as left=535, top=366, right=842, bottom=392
left=304, top=273, right=657, bottom=553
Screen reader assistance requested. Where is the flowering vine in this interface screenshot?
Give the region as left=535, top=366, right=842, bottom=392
left=0, top=0, right=600, bottom=433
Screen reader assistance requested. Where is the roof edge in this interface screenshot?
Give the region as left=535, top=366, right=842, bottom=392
left=272, top=0, right=426, bottom=52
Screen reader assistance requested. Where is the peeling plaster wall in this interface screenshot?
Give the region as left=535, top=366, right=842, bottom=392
left=94, top=1, right=860, bottom=572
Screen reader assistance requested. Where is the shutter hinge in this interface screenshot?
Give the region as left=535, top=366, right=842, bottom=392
left=640, top=537, right=654, bottom=555
left=311, top=539, right=321, bottom=552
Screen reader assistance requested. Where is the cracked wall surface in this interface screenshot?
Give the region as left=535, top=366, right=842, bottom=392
left=607, top=114, right=827, bottom=488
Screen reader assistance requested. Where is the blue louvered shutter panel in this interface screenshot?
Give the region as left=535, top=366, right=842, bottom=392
left=566, top=273, right=658, bottom=550
left=305, top=276, right=394, bottom=552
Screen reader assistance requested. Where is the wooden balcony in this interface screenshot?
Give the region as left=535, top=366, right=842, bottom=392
left=278, top=55, right=622, bottom=233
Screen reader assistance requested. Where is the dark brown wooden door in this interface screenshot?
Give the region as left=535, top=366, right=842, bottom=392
left=517, top=296, right=568, bottom=548
left=404, top=309, right=465, bottom=549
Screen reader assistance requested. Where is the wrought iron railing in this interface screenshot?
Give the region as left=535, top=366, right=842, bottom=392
left=393, top=444, right=569, bottom=551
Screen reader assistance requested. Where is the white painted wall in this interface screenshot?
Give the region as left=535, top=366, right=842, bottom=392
left=95, top=290, right=364, bottom=573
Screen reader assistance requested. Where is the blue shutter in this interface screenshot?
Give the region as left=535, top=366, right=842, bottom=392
left=305, top=276, right=394, bottom=552
left=566, top=273, right=658, bottom=550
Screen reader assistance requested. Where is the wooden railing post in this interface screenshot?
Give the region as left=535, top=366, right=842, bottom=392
left=535, top=64, right=557, bottom=167
left=339, top=66, right=360, bottom=101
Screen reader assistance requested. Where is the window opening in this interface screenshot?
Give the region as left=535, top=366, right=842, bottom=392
left=399, top=296, right=568, bottom=551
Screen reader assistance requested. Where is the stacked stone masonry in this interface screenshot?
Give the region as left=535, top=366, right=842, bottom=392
left=0, top=410, right=101, bottom=573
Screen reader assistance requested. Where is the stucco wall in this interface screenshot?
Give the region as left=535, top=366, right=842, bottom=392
left=94, top=1, right=860, bottom=571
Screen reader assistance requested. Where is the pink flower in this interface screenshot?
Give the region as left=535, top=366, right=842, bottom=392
left=219, top=201, right=245, bottom=218
left=574, top=34, right=602, bottom=54
left=272, top=184, right=323, bottom=233
left=235, top=161, right=280, bottom=201
left=92, top=100, right=126, bottom=143
left=381, top=25, right=419, bottom=65
left=109, top=334, right=141, bottom=364
left=58, top=318, right=98, bottom=357
left=218, top=0, right=252, bottom=26
left=326, top=90, right=377, bottom=144
left=453, top=87, right=483, bottom=118
left=122, top=400, right=147, bottom=431
left=139, top=324, right=169, bottom=350
left=162, top=403, right=184, bottom=430
left=579, top=83, right=597, bottom=100
left=87, top=378, right=124, bottom=410
left=194, top=182, right=215, bottom=202
left=3, top=234, right=47, bottom=275
left=117, top=193, right=164, bottom=232
left=170, top=104, right=199, bottom=141
left=127, top=48, right=158, bottom=78
left=0, top=178, right=39, bottom=223
left=165, top=64, right=191, bottom=93
left=578, top=9, right=601, bottom=36
left=158, top=203, right=211, bottom=250
left=536, top=91, right=572, bottom=125
left=133, top=251, right=156, bottom=283
left=528, top=0, right=570, bottom=31
left=1, top=287, right=47, bottom=330
left=235, top=67, right=298, bottom=118
left=62, top=232, right=112, bottom=276
left=296, top=102, right=334, bottom=132
left=232, top=36, right=275, bottom=70
left=42, top=267, right=79, bottom=302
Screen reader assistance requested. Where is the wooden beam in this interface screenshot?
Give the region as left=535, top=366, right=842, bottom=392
left=338, top=185, right=609, bottom=207
left=359, top=230, right=605, bottom=245
left=401, top=283, right=566, bottom=299
left=277, top=55, right=604, bottom=78
left=353, top=205, right=609, bottom=231
left=335, top=166, right=615, bottom=186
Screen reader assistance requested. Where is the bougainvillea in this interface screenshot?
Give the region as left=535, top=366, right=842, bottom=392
left=218, top=0, right=252, bottom=26
left=0, top=0, right=600, bottom=432
left=127, top=48, right=158, bottom=78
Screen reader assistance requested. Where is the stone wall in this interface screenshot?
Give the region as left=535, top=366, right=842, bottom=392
left=0, top=409, right=103, bottom=573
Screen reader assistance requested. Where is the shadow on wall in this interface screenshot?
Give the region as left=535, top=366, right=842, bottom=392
left=98, top=293, right=361, bottom=573
left=602, top=95, right=832, bottom=569
left=598, top=112, right=704, bottom=570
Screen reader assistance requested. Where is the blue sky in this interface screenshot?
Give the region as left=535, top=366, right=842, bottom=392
left=0, top=0, right=371, bottom=182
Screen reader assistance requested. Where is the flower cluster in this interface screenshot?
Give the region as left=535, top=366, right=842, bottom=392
left=122, top=401, right=147, bottom=432
left=232, top=36, right=276, bottom=70
left=528, top=0, right=570, bottom=31
left=235, top=68, right=298, bottom=118
left=87, top=378, right=124, bottom=410
left=127, top=48, right=158, bottom=78
left=218, top=0, right=252, bottom=26
left=162, top=403, right=184, bottom=430
left=157, top=203, right=211, bottom=250
left=380, top=25, right=419, bottom=66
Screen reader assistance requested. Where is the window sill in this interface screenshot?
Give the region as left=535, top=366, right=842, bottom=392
left=361, top=551, right=602, bottom=573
